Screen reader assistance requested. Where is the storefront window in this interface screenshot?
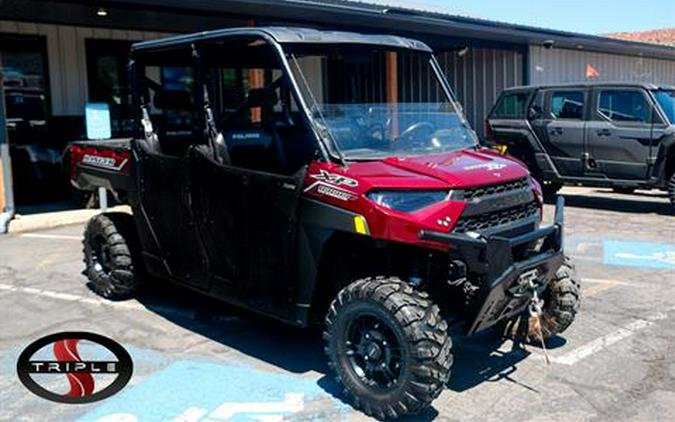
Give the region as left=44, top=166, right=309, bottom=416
left=86, top=39, right=133, bottom=137
left=0, top=34, right=50, bottom=145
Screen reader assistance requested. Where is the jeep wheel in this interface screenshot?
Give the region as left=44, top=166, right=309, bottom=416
left=324, top=277, right=452, bottom=420
left=668, top=172, right=675, bottom=213
left=503, top=257, right=581, bottom=344
left=83, top=213, right=141, bottom=300
left=613, top=187, right=635, bottom=195
left=542, top=181, right=563, bottom=199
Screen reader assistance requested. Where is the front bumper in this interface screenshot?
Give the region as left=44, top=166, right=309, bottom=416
left=420, top=196, right=566, bottom=335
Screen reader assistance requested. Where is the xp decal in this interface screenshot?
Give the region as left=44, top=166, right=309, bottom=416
left=310, top=169, right=359, bottom=187
left=17, top=332, right=133, bottom=404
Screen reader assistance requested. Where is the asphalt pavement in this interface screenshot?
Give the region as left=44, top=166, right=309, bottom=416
left=1, top=186, right=674, bottom=422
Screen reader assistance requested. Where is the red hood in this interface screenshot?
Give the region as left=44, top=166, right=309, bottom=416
left=345, top=148, right=529, bottom=190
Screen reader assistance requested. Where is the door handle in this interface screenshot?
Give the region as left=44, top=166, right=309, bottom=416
left=549, top=127, right=563, bottom=136
left=596, top=128, right=611, bottom=137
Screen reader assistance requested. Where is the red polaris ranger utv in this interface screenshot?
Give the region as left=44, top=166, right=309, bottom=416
left=67, top=28, right=581, bottom=419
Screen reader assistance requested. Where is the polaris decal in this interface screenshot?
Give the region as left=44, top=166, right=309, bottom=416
left=81, top=154, right=128, bottom=172
left=463, top=163, right=507, bottom=171
left=310, top=170, right=359, bottom=187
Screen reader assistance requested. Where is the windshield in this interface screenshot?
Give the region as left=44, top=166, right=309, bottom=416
left=286, top=45, right=477, bottom=159
left=654, top=90, right=675, bottom=124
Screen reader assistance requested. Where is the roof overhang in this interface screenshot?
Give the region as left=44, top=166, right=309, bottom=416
left=5, top=0, right=675, bottom=60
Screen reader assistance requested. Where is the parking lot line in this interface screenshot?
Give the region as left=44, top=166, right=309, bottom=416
left=19, top=233, right=81, bottom=240
left=0, top=282, right=146, bottom=310
left=583, top=283, right=615, bottom=297
left=551, top=306, right=675, bottom=365
left=0, top=282, right=241, bottom=323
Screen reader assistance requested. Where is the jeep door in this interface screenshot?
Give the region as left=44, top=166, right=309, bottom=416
left=585, top=88, right=653, bottom=180
left=531, top=89, right=587, bottom=176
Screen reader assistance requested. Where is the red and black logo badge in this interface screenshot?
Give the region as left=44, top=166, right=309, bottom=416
left=16, top=332, right=133, bottom=404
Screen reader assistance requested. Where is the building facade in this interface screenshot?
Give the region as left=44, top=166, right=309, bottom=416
left=1, top=0, right=675, bottom=218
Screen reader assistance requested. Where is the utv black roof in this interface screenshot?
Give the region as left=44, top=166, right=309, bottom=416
left=131, top=26, right=432, bottom=53
left=502, top=81, right=675, bottom=92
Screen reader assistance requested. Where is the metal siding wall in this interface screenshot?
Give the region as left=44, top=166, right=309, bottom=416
left=530, top=46, right=675, bottom=85
left=435, top=47, right=524, bottom=138
left=0, top=20, right=171, bottom=116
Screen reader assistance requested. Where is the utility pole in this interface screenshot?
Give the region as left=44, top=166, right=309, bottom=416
left=0, top=69, right=16, bottom=233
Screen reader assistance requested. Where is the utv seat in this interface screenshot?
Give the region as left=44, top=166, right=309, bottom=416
left=152, top=88, right=196, bottom=156
left=220, top=87, right=288, bottom=173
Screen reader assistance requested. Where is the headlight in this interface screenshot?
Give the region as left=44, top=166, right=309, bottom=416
left=367, top=190, right=450, bottom=213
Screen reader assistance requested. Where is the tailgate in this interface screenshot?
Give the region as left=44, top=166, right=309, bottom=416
left=66, top=138, right=134, bottom=194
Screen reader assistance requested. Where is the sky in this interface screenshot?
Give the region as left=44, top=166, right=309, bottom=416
left=366, top=0, right=675, bottom=35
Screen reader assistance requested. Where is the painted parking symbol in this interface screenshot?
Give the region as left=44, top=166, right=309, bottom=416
left=77, top=360, right=349, bottom=422
left=603, top=240, right=675, bottom=269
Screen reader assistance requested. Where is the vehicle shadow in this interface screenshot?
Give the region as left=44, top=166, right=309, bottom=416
left=448, top=331, right=566, bottom=393
left=547, top=190, right=672, bottom=215
left=135, top=283, right=563, bottom=407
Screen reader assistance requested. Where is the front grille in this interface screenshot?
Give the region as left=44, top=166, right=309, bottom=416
left=463, top=177, right=530, bottom=202
left=453, top=201, right=540, bottom=233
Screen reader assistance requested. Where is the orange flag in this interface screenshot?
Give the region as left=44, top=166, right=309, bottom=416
left=586, top=64, right=600, bottom=78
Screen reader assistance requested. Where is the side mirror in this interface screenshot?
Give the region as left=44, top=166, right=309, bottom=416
left=528, top=105, right=543, bottom=120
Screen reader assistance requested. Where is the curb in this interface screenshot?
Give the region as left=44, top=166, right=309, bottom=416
left=7, top=206, right=131, bottom=234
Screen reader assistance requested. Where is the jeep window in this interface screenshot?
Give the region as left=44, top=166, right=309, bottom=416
left=286, top=45, right=476, bottom=160
left=653, top=90, right=675, bottom=124
left=492, top=92, right=529, bottom=119
left=598, top=90, right=650, bottom=123
left=550, top=91, right=584, bottom=120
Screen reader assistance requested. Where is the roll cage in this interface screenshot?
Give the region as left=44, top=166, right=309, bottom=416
left=128, top=27, right=465, bottom=167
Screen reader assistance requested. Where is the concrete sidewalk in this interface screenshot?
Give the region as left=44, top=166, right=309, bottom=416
left=7, top=205, right=131, bottom=233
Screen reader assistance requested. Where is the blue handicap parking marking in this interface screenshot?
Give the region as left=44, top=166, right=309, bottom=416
left=77, top=360, right=349, bottom=422
left=603, top=240, right=675, bottom=269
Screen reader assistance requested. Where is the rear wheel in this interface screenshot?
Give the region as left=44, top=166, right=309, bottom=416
left=83, top=213, right=141, bottom=300
left=503, top=257, right=581, bottom=343
left=324, top=277, right=452, bottom=420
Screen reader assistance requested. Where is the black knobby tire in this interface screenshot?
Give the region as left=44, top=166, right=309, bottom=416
left=324, top=277, right=452, bottom=420
left=542, top=181, right=563, bottom=199
left=668, top=172, right=675, bottom=214
left=504, top=257, right=581, bottom=344
left=613, top=187, right=636, bottom=195
left=83, top=213, right=141, bottom=300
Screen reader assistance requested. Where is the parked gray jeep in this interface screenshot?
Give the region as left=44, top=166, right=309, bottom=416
left=485, top=82, right=675, bottom=210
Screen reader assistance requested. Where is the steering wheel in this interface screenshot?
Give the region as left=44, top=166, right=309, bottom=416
left=396, top=121, right=435, bottom=146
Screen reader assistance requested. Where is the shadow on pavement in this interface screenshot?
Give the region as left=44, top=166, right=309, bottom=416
left=547, top=191, right=672, bottom=216
left=133, top=281, right=567, bottom=412
left=135, top=282, right=328, bottom=374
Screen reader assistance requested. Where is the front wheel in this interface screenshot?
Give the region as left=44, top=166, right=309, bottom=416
left=324, top=277, right=452, bottom=420
left=503, top=257, right=581, bottom=344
